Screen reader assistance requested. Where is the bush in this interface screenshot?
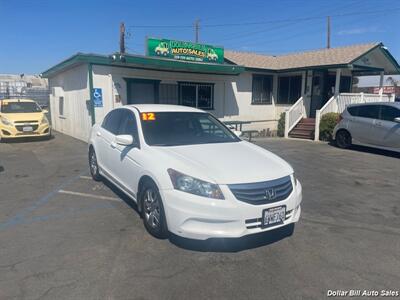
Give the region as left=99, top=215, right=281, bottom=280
left=277, top=112, right=285, bottom=137
left=319, top=112, right=340, bottom=141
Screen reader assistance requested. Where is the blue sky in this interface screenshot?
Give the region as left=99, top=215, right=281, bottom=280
left=0, top=0, right=399, bottom=75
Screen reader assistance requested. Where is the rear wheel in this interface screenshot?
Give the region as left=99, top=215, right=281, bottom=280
left=89, top=148, right=101, bottom=181
left=141, top=181, right=168, bottom=239
left=336, top=130, right=352, bottom=149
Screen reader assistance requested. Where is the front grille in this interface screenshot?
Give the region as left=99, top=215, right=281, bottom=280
left=228, top=176, right=293, bottom=205
left=14, top=120, right=39, bottom=124
left=15, top=125, right=39, bottom=132
left=245, top=210, right=293, bottom=229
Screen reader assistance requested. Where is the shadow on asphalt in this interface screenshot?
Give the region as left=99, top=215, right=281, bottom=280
left=328, top=141, right=400, bottom=159
left=169, top=224, right=295, bottom=253
left=0, top=135, right=54, bottom=143
left=101, top=177, right=140, bottom=214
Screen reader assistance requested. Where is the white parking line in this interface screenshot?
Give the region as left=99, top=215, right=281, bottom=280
left=79, top=175, right=93, bottom=180
left=58, top=190, right=120, bottom=202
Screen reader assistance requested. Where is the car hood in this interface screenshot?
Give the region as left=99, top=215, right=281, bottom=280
left=1, top=112, right=43, bottom=122
left=156, top=141, right=293, bottom=184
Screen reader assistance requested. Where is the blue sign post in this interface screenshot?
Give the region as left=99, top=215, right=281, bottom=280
left=93, top=88, right=103, bottom=107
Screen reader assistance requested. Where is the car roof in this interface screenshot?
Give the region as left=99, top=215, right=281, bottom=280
left=347, top=102, right=400, bottom=108
left=0, top=98, right=36, bottom=103
left=125, top=104, right=206, bottom=113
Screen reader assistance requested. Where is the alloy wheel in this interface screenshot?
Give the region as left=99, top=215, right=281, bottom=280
left=90, top=151, right=98, bottom=175
left=143, top=189, right=161, bottom=230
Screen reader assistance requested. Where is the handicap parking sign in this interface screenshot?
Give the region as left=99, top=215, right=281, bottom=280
left=93, top=88, right=103, bottom=107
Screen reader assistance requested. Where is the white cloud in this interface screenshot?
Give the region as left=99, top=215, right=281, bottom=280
left=337, top=26, right=383, bottom=35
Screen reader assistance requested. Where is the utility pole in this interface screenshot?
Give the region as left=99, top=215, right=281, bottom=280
left=120, top=22, right=126, bottom=54
left=194, top=19, right=200, bottom=43
left=327, top=16, right=331, bottom=49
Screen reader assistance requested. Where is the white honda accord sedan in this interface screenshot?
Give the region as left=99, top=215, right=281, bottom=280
left=88, top=105, right=302, bottom=240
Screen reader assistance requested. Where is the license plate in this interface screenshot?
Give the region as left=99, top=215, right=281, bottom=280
left=22, top=126, right=33, bottom=132
left=262, top=206, right=286, bottom=228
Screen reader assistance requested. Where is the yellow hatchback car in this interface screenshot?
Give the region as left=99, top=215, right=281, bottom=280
left=0, top=99, right=51, bottom=140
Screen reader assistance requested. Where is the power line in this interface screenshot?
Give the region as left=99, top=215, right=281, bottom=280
left=205, top=0, right=362, bottom=45
left=128, top=7, right=400, bottom=29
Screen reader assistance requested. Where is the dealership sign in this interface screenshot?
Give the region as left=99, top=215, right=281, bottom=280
left=372, top=86, right=399, bottom=94
left=147, top=38, right=224, bottom=64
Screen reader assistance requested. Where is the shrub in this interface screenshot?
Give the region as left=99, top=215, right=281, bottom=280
left=277, top=112, right=285, bottom=137
left=319, top=112, right=340, bottom=141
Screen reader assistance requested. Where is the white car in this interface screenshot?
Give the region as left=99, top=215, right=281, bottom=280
left=88, top=105, right=302, bottom=240
left=334, top=102, right=400, bottom=152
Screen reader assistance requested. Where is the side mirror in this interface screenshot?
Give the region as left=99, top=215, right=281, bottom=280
left=233, top=130, right=242, bottom=137
left=115, top=134, right=134, bottom=146
left=42, top=109, right=49, bottom=114
left=394, top=117, right=400, bottom=123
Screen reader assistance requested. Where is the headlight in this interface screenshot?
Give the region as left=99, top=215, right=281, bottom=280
left=0, top=116, right=12, bottom=126
left=40, top=115, right=49, bottom=125
left=167, top=168, right=224, bottom=199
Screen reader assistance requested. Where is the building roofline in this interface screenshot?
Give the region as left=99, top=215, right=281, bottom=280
left=41, top=53, right=245, bottom=77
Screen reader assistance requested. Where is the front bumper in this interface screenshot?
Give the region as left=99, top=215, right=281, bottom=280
left=161, top=180, right=302, bottom=240
left=0, top=122, right=51, bottom=139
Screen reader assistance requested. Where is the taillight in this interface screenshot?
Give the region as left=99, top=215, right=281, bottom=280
left=338, top=114, right=343, bottom=122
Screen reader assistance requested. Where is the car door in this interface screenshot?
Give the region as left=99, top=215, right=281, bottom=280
left=112, top=109, right=143, bottom=199
left=373, top=105, right=400, bottom=149
left=347, top=104, right=380, bottom=145
left=96, top=109, right=123, bottom=179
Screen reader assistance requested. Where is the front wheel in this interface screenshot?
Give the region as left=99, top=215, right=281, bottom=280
left=141, top=181, right=168, bottom=239
left=336, top=130, right=352, bottom=149
left=89, top=148, right=102, bottom=181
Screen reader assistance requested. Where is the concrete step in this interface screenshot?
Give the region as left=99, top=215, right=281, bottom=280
left=290, top=129, right=314, bottom=136
left=289, top=133, right=314, bottom=140
left=299, top=118, right=316, bottom=124
left=296, top=124, right=315, bottom=129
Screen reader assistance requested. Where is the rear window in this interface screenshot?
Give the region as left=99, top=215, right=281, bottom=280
left=347, top=106, right=358, bottom=116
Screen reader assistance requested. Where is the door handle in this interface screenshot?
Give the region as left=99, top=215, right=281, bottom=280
left=110, top=142, right=117, bottom=148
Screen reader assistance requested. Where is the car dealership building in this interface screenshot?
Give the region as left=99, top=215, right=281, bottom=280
left=42, top=39, right=399, bottom=141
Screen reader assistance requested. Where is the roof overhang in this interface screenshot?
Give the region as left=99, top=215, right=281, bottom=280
left=41, top=53, right=245, bottom=78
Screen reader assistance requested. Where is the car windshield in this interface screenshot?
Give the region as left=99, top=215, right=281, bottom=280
left=1, top=101, right=42, bottom=113
left=140, top=112, right=240, bottom=146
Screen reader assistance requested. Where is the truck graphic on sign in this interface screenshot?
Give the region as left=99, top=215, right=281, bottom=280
left=207, top=49, right=218, bottom=61
left=155, top=42, right=169, bottom=56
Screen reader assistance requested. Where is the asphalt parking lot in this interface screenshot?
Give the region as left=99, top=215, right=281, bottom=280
left=0, top=132, right=399, bottom=300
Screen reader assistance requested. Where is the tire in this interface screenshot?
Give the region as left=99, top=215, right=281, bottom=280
left=141, top=181, right=168, bottom=239
left=89, top=147, right=102, bottom=181
left=336, top=130, right=352, bottom=149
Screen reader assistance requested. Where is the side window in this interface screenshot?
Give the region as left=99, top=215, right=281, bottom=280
left=356, top=105, right=380, bottom=119
left=118, top=110, right=139, bottom=140
left=102, top=110, right=122, bottom=135
left=380, top=106, right=400, bottom=122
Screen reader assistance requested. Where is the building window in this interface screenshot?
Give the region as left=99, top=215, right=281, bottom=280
left=278, top=75, right=302, bottom=104
left=59, top=96, right=65, bottom=117
left=252, top=75, right=273, bottom=104
left=179, top=82, right=214, bottom=110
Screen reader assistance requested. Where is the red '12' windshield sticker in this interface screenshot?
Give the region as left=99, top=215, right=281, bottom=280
left=141, top=112, right=156, bottom=121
